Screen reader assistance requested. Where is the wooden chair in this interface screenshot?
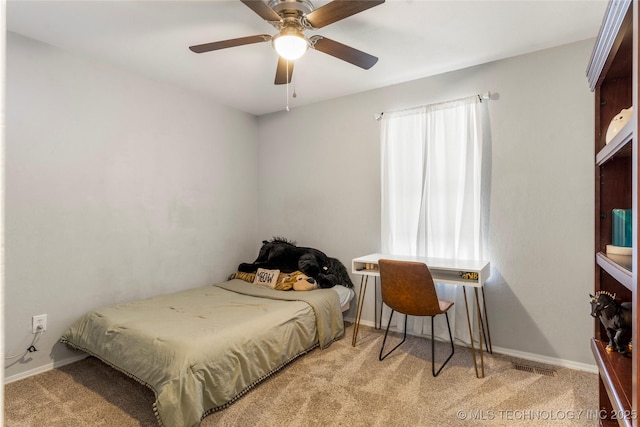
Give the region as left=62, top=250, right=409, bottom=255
left=378, top=259, right=455, bottom=376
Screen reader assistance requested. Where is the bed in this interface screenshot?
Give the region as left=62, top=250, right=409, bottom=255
left=60, top=278, right=353, bottom=427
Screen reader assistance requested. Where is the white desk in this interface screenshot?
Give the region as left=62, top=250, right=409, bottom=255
left=351, top=253, right=491, bottom=378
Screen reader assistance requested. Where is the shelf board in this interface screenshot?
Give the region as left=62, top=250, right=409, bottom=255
left=596, top=251, right=633, bottom=290
left=591, top=338, right=633, bottom=427
left=596, top=118, right=634, bottom=166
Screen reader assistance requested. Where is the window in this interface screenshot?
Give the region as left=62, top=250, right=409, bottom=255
left=380, top=94, right=485, bottom=340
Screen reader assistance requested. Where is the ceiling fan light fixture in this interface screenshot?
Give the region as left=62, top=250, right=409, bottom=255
left=272, top=28, right=308, bottom=61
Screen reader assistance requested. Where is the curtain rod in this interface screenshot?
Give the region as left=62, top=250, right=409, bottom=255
left=374, top=92, right=491, bottom=121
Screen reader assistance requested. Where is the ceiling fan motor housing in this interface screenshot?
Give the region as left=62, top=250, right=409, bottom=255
left=268, top=0, right=315, bottom=18
left=267, top=0, right=318, bottom=33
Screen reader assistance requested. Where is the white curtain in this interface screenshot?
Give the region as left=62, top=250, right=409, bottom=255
left=380, top=95, right=484, bottom=344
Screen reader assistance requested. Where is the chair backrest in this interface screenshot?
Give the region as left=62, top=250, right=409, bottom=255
left=378, top=259, right=443, bottom=316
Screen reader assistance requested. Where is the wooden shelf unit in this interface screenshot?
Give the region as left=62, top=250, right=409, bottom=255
left=588, top=1, right=638, bottom=425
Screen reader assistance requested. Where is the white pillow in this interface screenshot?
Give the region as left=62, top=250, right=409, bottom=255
left=332, top=285, right=355, bottom=307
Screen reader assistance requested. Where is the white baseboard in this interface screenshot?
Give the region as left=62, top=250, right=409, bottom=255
left=345, top=316, right=598, bottom=374
left=490, top=346, right=597, bottom=374
left=345, top=316, right=375, bottom=328
left=4, top=353, right=88, bottom=385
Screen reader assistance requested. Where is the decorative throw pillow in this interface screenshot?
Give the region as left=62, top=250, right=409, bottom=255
left=253, top=268, right=280, bottom=288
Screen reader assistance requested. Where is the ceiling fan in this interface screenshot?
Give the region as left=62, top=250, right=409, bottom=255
left=189, top=0, right=385, bottom=85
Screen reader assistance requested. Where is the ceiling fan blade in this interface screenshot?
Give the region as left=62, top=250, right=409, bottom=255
left=189, top=34, right=271, bottom=53
left=310, top=36, right=378, bottom=69
left=305, top=0, right=384, bottom=29
left=240, top=0, right=282, bottom=22
left=275, top=57, right=294, bottom=85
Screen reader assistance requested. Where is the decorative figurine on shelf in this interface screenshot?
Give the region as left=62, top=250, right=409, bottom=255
left=605, top=106, right=633, bottom=144
left=459, top=271, right=478, bottom=281
left=590, top=291, right=632, bottom=354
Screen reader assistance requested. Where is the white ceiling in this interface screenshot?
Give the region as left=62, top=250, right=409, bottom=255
left=7, top=0, right=608, bottom=116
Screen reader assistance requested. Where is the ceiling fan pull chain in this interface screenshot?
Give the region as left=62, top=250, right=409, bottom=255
left=293, top=74, right=297, bottom=98
left=286, top=60, right=290, bottom=111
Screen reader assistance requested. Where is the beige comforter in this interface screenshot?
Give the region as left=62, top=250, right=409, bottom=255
left=60, top=279, right=344, bottom=427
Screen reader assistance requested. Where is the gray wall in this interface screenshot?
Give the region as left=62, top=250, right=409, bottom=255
left=257, top=39, right=595, bottom=366
left=5, top=32, right=260, bottom=380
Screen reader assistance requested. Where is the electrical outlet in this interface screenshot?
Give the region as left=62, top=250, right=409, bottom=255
left=32, top=314, right=47, bottom=334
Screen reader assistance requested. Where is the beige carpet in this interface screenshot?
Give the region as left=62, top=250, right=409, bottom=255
left=5, top=323, right=598, bottom=426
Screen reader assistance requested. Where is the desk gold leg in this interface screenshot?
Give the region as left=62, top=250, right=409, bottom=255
left=463, top=287, right=480, bottom=378
left=351, top=275, right=369, bottom=346
left=474, top=288, right=485, bottom=378
left=375, top=277, right=382, bottom=330
left=481, top=287, right=493, bottom=353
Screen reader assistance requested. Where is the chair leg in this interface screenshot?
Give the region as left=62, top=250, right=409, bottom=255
left=432, top=312, right=455, bottom=377
left=379, top=311, right=408, bottom=361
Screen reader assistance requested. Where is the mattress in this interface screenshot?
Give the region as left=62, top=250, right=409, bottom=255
left=60, top=279, right=346, bottom=427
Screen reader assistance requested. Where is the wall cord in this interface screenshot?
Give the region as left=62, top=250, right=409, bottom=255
left=5, top=329, right=44, bottom=361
